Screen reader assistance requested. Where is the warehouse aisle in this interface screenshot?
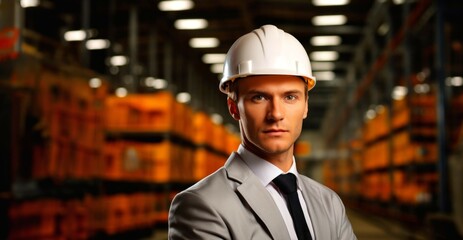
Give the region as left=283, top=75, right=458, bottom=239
left=347, top=208, right=427, bottom=240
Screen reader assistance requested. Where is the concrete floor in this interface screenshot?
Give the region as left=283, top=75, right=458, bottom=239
left=347, top=208, right=427, bottom=240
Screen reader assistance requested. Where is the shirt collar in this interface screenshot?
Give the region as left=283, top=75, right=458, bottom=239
left=237, top=144, right=299, bottom=187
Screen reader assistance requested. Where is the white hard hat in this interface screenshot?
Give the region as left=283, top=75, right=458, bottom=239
left=220, top=25, right=316, bottom=94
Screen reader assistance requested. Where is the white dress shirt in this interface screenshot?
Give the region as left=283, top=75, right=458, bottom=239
left=237, top=145, right=315, bottom=240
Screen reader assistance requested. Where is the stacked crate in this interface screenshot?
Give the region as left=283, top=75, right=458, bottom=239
left=357, top=93, right=437, bottom=204
left=104, top=92, right=240, bottom=183
left=102, top=141, right=196, bottom=182
left=104, top=91, right=193, bottom=138
left=83, top=194, right=157, bottom=236
left=391, top=94, right=438, bottom=205
left=9, top=199, right=63, bottom=240
left=101, top=92, right=242, bottom=226
left=32, top=70, right=107, bottom=180
left=360, top=106, right=392, bottom=201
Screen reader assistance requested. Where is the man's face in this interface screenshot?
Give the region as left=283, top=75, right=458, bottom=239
left=228, top=75, right=308, bottom=159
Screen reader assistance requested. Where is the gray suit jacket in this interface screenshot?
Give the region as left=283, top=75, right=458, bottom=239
left=168, top=152, right=357, bottom=240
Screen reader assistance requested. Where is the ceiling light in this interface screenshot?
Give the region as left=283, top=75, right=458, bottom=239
left=310, top=51, right=339, bottom=61
left=210, top=63, right=224, bottom=74
left=365, top=109, right=376, bottom=120
left=176, top=92, right=191, bottom=103
left=115, top=87, right=128, bottom=97
left=414, top=84, right=430, bottom=94
left=377, top=23, right=390, bottom=36
left=311, top=36, right=341, bottom=46
left=202, top=53, right=227, bottom=64
left=312, top=0, right=349, bottom=6
left=89, top=78, right=102, bottom=88
left=392, top=86, right=408, bottom=100
left=311, top=62, right=335, bottom=71
left=174, top=19, right=208, bottom=30
left=145, top=77, right=156, bottom=87
left=447, top=76, right=463, bottom=87
left=64, top=30, right=86, bottom=41
left=145, top=77, right=168, bottom=89
left=189, top=38, right=219, bottom=48
left=110, top=55, right=128, bottom=66
left=153, top=78, right=168, bottom=89
left=158, top=0, right=194, bottom=11
left=86, top=39, right=110, bottom=50
left=313, top=71, right=335, bottom=81
left=312, top=15, right=347, bottom=26
left=211, top=113, right=223, bottom=125
left=20, top=0, right=39, bottom=8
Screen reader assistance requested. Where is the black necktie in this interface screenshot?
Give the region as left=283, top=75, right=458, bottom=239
left=273, top=173, right=312, bottom=240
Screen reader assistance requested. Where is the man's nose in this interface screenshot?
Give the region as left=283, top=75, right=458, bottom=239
left=266, top=98, right=284, bottom=121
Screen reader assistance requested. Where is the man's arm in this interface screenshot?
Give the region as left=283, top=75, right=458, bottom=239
left=168, top=190, right=230, bottom=240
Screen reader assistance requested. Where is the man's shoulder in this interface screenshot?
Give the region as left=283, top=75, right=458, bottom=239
left=177, top=167, right=233, bottom=198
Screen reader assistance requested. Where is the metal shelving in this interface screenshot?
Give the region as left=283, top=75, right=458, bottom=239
left=322, top=0, right=463, bottom=233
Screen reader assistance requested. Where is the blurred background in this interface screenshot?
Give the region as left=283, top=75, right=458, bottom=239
left=1, top=0, right=463, bottom=239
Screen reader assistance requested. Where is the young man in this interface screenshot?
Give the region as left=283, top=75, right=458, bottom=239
left=168, top=25, right=357, bottom=240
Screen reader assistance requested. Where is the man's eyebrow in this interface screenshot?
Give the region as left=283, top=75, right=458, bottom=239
left=244, top=89, right=304, bottom=95
left=282, top=89, right=305, bottom=96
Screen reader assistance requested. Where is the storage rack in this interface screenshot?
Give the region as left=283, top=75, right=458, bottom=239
left=1, top=23, right=240, bottom=240
left=322, top=0, right=463, bottom=235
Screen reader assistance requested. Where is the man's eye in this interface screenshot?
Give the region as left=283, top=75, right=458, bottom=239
left=286, top=95, right=297, bottom=101
left=252, top=95, right=266, bottom=101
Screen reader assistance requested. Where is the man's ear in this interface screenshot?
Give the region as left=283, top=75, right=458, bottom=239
left=303, top=95, right=309, bottom=119
left=227, top=97, right=240, bottom=120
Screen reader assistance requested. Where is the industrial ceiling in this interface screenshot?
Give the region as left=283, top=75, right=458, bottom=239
left=20, top=0, right=377, bottom=131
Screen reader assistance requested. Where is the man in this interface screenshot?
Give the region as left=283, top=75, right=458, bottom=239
left=168, top=25, right=357, bottom=240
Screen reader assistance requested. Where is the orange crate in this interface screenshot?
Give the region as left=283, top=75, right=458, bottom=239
left=411, top=94, right=436, bottom=107
left=47, top=105, right=72, bottom=140
left=131, top=92, right=175, bottom=131
left=105, top=195, right=130, bottom=234
left=172, top=101, right=185, bottom=136
left=45, top=139, right=70, bottom=179
left=192, top=112, right=213, bottom=145
left=79, top=109, right=103, bottom=148
left=207, top=152, right=225, bottom=176
left=102, top=142, right=125, bottom=180
left=73, top=146, right=101, bottom=179
left=60, top=200, right=89, bottom=240
left=393, top=144, right=415, bottom=166
left=393, top=98, right=407, bottom=112
left=363, top=140, right=389, bottom=170
left=129, top=193, right=154, bottom=228
left=105, top=96, right=131, bottom=129
left=392, top=107, right=410, bottom=129
left=182, top=105, right=194, bottom=141
left=9, top=199, right=63, bottom=240
left=294, top=140, right=311, bottom=158
left=211, top=124, right=226, bottom=152
left=392, top=131, right=410, bottom=150
left=224, top=130, right=241, bottom=154
left=193, top=148, right=208, bottom=181
left=139, top=141, right=173, bottom=183
left=170, top=145, right=194, bottom=182
left=84, top=196, right=107, bottom=232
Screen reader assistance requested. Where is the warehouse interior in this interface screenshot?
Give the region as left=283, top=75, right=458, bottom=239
left=1, top=0, right=463, bottom=239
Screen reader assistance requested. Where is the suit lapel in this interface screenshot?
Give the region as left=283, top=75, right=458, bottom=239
left=225, top=153, right=290, bottom=240
left=299, top=176, right=332, bottom=240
